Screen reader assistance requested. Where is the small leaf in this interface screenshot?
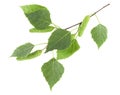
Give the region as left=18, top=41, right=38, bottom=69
left=57, top=39, right=80, bottom=59
left=41, top=58, right=64, bottom=89
left=45, top=29, right=71, bottom=52
left=21, top=4, right=52, bottom=29
left=30, top=26, right=54, bottom=33
left=17, top=50, right=42, bottom=61
left=11, top=43, right=34, bottom=58
left=91, top=24, right=107, bottom=48
left=78, top=15, right=90, bottom=36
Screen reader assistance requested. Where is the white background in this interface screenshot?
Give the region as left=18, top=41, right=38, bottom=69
left=0, top=0, right=120, bottom=95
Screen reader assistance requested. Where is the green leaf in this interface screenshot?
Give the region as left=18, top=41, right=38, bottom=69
left=45, top=29, right=71, bottom=52
left=16, top=50, right=42, bottom=61
left=29, top=26, right=54, bottom=33
left=57, top=39, right=80, bottom=59
left=21, top=4, right=52, bottom=29
left=91, top=24, right=107, bottom=48
left=41, top=58, right=64, bottom=89
left=71, top=34, right=76, bottom=40
left=78, top=15, right=90, bottom=36
left=11, top=43, right=34, bottom=58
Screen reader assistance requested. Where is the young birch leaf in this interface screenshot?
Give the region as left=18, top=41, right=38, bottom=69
left=30, top=26, right=54, bottom=33
left=11, top=43, right=34, bottom=58
left=41, top=58, right=64, bottom=89
left=45, top=29, right=71, bottom=52
left=91, top=24, right=107, bottom=48
left=16, top=50, right=42, bottom=61
left=78, top=15, right=90, bottom=37
left=57, top=39, right=80, bottom=59
left=21, top=4, right=51, bottom=29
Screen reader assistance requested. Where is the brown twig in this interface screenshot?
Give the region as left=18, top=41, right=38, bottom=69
left=65, top=3, right=110, bottom=30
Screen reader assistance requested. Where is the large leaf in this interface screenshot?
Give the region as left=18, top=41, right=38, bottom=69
left=57, top=39, right=80, bottom=59
left=78, top=15, right=90, bottom=37
left=91, top=24, right=107, bottom=48
left=21, top=4, right=51, bottom=29
left=17, top=50, right=42, bottom=61
left=45, top=29, right=71, bottom=52
left=29, top=26, right=54, bottom=33
left=11, top=43, right=34, bottom=58
left=41, top=58, right=64, bottom=89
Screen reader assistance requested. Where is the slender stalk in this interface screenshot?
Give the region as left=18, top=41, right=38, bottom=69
left=35, top=43, right=47, bottom=46
left=95, top=15, right=101, bottom=24
left=90, top=3, right=110, bottom=17
left=65, top=3, right=110, bottom=30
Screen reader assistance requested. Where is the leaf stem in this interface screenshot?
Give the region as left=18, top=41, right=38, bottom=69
left=35, top=43, right=47, bottom=46
left=41, top=46, right=47, bottom=51
left=65, top=3, right=110, bottom=30
left=95, top=15, right=101, bottom=24
left=52, top=23, right=60, bottom=29
left=35, top=43, right=48, bottom=51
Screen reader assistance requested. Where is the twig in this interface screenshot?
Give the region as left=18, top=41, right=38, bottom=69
left=65, top=3, right=110, bottom=30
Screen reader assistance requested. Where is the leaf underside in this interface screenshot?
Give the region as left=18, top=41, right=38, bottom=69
left=78, top=15, right=90, bottom=37
left=57, top=39, right=80, bottom=59
left=46, top=29, right=71, bottom=52
left=41, top=58, right=64, bottom=89
left=91, top=24, right=107, bottom=48
left=17, top=50, right=42, bottom=60
left=30, top=26, right=54, bottom=33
